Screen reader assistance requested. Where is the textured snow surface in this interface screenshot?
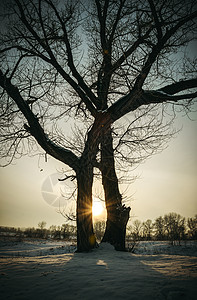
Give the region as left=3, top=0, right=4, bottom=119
left=0, top=239, right=197, bottom=300
left=130, top=241, right=197, bottom=256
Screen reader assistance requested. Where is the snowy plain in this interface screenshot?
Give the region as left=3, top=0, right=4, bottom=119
left=0, top=238, right=197, bottom=300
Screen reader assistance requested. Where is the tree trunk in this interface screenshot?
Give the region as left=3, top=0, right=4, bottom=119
left=76, top=169, right=96, bottom=252
left=75, top=118, right=102, bottom=252
left=101, top=128, right=130, bottom=251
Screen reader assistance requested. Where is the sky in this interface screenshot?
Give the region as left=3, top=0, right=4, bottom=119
left=0, top=110, right=197, bottom=229
left=0, top=0, right=197, bottom=229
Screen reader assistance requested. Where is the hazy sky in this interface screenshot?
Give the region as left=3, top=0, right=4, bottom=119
left=0, top=110, right=196, bottom=229
left=0, top=0, right=196, bottom=229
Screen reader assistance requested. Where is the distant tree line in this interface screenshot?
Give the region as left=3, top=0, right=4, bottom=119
left=127, top=213, right=197, bottom=245
left=0, top=213, right=196, bottom=244
left=0, top=221, right=77, bottom=241
left=0, top=220, right=105, bottom=241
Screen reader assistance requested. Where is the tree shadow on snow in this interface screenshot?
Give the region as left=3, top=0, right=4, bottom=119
left=0, top=243, right=197, bottom=300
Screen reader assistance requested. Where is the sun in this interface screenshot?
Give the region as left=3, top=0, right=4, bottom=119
left=92, top=199, right=104, bottom=217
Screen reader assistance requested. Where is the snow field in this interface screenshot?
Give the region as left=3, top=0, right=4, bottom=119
left=0, top=239, right=197, bottom=300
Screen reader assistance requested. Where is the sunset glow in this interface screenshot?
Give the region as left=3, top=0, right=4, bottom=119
left=92, top=199, right=104, bottom=217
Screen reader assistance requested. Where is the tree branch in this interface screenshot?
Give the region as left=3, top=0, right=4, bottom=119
left=1, top=43, right=97, bottom=116
left=95, top=0, right=109, bottom=50
left=46, top=0, right=99, bottom=108
left=108, top=78, right=197, bottom=121
left=13, top=0, right=98, bottom=116
left=147, top=0, right=162, bottom=40
left=111, top=26, right=153, bottom=73
left=0, top=70, right=79, bottom=171
left=159, top=79, right=197, bottom=95
left=133, top=10, right=197, bottom=90
left=142, top=90, right=197, bottom=104
left=108, top=0, right=126, bottom=45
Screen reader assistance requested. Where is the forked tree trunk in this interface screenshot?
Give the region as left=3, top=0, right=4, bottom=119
left=101, top=129, right=130, bottom=251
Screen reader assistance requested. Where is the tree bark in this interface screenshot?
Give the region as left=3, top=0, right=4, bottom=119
left=76, top=169, right=96, bottom=252
left=76, top=116, right=102, bottom=252
left=101, top=128, right=130, bottom=251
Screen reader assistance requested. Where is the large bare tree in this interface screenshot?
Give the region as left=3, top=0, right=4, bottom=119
left=0, top=0, right=197, bottom=251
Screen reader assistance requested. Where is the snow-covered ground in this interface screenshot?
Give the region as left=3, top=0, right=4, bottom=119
left=0, top=238, right=197, bottom=300
left=128, top=240, right=197, bottom=256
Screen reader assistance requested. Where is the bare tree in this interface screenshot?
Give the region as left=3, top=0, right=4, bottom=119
left=187, top=215, right=197, bottom=240
left=38, top=221, right=47, bottom=238
left=163, top=213, right=185, bottom=244
left=0, top=0, right=197, bottom=251
left=94, top=220, right=106, bottom=241
left=142, top=219, right=152, bottom=240
left=131, top=219, right=142, bottom=241
left=154, top=216, right=165, bottom=240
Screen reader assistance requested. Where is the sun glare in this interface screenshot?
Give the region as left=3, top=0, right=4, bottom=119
left=92, top=199, right=104, bottom=217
